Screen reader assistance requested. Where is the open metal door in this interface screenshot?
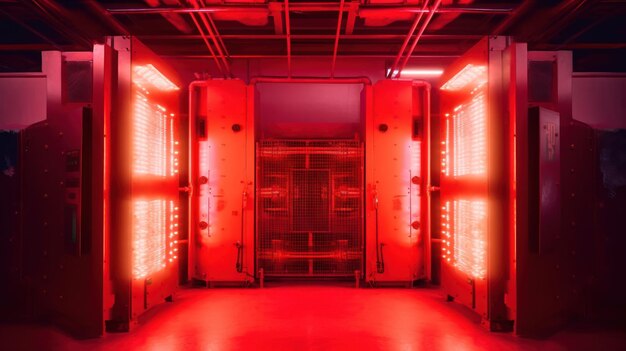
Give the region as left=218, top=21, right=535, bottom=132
left=438, top=37, right=513, bottom=330
left=107, top=37, right=181, bottom=331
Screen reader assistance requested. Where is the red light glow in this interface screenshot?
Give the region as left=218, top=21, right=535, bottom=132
left=441, top=62, right=489, bottom=279
left=131, top=65, right=180, bottom=279
left=442, top=200, right=487, bottom=279
left=133, top=199, right=180, bottom=279
left=387, top=68, right=444, bottom=78
left=452, top=92, right=486, bottom=177
left=440, top=64, right=487, bottom=91
left=133, top=199, right=167, bottom=279
left=133, top=64, right=179, bottom=91
left=133, top=91, right=170, bottom=176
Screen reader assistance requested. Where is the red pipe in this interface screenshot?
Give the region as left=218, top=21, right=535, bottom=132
left=84, top=0, right=129, bottom=35
left=108, top=4, right=513, bottom=15
left=285, top=0, right=292, bottom=78
left=395, top=0, right=442, bottom=79
left=387, top=0, right=429, bottom=79
left=199, top=0, right=230, bottom=61
left=205, top=11, right=230, bottom=58
left=190, top=0, right=232, bottom=77
left=330, top=0, right=345, bottom=78
left=188, top=12, right=225, bottom=77
left=140, top=34, right=483, bottom=41
left=249, top=77, right=371, bottom=86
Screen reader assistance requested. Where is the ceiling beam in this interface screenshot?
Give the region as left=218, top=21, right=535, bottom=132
left=160, top=54, right=461, bottom=59
left=138, top=34, right=484, bottom=41
left=108, top=4, right=514, bottom=15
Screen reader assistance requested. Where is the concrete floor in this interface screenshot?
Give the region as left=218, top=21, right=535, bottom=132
left=1, top=285, right=625, bottom=351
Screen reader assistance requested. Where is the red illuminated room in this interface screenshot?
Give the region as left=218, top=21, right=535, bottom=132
left=1, top=1, right=626, bottom=350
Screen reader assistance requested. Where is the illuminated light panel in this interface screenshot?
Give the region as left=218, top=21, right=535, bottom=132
left=387, top=68, right=444, bottom=78
left=452, top=92, right=486, bottom=177
left=452, top=200, right=487, bottom=279
left=133, top=64, right=179, bottom=91
left=133, top=199, right=180, bottom=278
left=133, top=91, right=178, bottom=176
left=133, top=199, right=167, bottom=279
left=440, top=64, right=487, bottom=91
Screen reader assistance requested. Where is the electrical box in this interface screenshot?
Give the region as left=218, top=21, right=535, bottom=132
left=256, top=140, right=364, bottom=277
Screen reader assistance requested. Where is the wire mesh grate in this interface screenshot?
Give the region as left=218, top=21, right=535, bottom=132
left=256, top=140, right=364, bottom=277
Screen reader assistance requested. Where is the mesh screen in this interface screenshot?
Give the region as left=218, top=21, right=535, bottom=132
left=256, top=140, right=364, bottom=277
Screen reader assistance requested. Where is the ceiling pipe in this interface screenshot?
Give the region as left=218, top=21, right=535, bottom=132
left=330, top=0, right=345, bottom=78
left=285, top=0, right=292, bottom=78
left=189, top=0, right=232, bottom=77
left=250, top=76, right=371, bottom=85
left=84, top=0, right=130, bottom=35
left=387, top=0, right=430, bottom=79
left=139, top=34, right=483, bottom=40
left=26, top=0, right=93, bottom=48
left=492, top=0, right=535, bottom=35
left=165, top=54, right=460, bottom=59
left=198, top=0, right=230, bottom=59
left=204, top=9, right=230, bottom=58
left=395, top=0, right=442, bottom=79
left=188, top=11, right=226, bottom=77
left=145, top=0, right=194, bottom=34
left=0, top=9, right=64, bottom=50
left=108, top=4, right=513, bottom=15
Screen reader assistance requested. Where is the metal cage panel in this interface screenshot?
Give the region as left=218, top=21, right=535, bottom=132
left=256, top=140, right=364, bottom=277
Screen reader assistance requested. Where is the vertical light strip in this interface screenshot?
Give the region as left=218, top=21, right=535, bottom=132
left=441, top=201, right=451, bottom=263
left=442, top=114, right=450, bottom=176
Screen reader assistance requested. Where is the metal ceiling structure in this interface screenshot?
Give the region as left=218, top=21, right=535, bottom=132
left=1, top=0, right=626, bottom=72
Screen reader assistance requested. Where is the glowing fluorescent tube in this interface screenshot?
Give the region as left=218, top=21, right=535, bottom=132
left=133, top=64, right=179, bottom=91
left=440, top=64, right=487, bottom=91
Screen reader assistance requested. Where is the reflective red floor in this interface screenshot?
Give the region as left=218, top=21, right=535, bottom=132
left=2, top=285, right=625, bottom=351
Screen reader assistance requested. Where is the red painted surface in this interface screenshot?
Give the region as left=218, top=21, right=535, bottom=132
left=2, top=286, right=625, bottom=351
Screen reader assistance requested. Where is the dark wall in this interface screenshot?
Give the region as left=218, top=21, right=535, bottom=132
left=0, top=131, right=24, bottom=320
left=594, top=130, right=626, bottom=324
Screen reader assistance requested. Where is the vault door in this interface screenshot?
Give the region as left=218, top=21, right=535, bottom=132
left=256, top=140, right=364, bottom=277
left=189, top=79, right=254, bottom=284
left=365, top=80, right=429, bottom=284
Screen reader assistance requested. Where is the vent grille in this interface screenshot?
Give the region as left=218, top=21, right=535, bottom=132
left=256, top=140, right=364, bottom=277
